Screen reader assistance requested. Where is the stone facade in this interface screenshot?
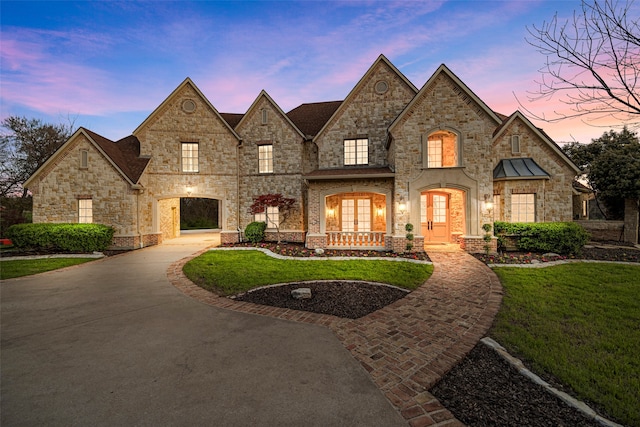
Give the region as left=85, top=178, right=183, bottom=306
left=26, top=55, right=580, bottom=254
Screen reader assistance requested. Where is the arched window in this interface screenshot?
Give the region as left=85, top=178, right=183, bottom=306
left=424, top=130, right=459, bottom=168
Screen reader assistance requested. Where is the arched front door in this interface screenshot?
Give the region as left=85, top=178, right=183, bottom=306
left=421, top=191, right=450, bottom=243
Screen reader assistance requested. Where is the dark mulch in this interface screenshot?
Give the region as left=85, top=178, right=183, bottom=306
left=430, top=344, right=604, bottom=427
left=474, top=244, right=640, bottom=264
left=233, top=281, right=408, bottom=319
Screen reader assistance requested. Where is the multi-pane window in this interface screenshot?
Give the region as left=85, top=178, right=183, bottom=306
left=255, top=206, right=279, bottom=228
left=78, top=199, right=93, bottom=223
left=344, top=138, right=368, bottom=165
left=511, top=193, right=535, bottom=222
left=427, top=138, right=443, bottom=167
left=258, top=145, right=273, bottom=173
left=181, top=142, right=199, bottom=172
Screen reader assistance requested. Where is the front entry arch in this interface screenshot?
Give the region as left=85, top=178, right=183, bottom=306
left=420, top=188, right=466, bottom=244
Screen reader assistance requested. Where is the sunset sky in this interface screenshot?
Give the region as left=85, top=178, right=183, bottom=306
left=1, top=1, right=634, bottom=144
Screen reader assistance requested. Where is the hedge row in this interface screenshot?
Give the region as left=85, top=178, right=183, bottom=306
left=6, top=223, right=115, bottom=253
left=493, top=221, right=590, bottom=255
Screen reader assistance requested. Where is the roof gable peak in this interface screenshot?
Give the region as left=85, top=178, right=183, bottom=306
left=133, top=77, right=240, bottom=140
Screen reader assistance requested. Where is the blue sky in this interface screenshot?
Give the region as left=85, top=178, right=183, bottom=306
left=1, top=1, right=632, bottom=143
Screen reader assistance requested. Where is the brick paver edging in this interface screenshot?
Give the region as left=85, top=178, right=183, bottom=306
left=167, top=248, right=503, bottom=427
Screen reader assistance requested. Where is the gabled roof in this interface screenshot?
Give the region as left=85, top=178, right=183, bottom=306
left=389, top=64, right=502, bottom=137
left=493, top=111, right=580, bottom=174
left=24, top=128, right=150, bottom=188
left=287, top=101, right=342, bottom=138
left=493, top=158, right=550, bottom=180
left=235, top=90, right=306, bottom=139
left=313, top=54, right=418, bottom=142
left=133, top=77, right=241, bottom=141
left=219, top=113, right=244, bottom=129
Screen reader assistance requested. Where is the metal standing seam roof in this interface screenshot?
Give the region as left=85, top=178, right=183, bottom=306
left=493, top=158, right=550, bottom=180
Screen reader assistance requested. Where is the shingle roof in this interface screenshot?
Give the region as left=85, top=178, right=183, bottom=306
left=287, top=101, right=342, bottom=138
left=493, top=158, right=550, bottom=180
left=304, top=166, right=394, bottom=180
left=219, top=113, right=244, bottom=129
left=83, top=128, right=150, bottom=183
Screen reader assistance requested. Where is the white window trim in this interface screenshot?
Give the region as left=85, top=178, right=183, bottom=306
left=181, top=142, right=199, bottom=173
left=258, top=144, right=273, bottom=173
left=344, top=138, right=368, bottom=166
left=511, top=193, right=535, bottom=223
left=78, top=199, right=93, bottom=224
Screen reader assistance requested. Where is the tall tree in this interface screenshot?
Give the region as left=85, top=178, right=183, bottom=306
left=562, top=127, right=640, bottom=219
left=525, top=0, right=640, bottom=129
left=0, top=116, right=74, bottom=197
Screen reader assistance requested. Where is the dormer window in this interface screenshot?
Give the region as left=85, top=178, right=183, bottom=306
left=344, top=138, right=368, bottom=165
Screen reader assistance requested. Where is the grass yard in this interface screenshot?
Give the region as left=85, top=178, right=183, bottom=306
left=183, top=249, right=433, bottom=296
left=490, top=263, right=640, bottom=427
left=0, top=258, right=97, bottom=280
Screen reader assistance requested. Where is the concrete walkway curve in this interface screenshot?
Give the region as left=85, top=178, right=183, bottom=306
left=169, top=245, right=503, bottom=426
left=1, top=235, right=407, bottom=427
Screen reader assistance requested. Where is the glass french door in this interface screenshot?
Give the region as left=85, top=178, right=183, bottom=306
left=341, top=199, right=371, bottom=232
left=421, top=192, right=450, bottom=242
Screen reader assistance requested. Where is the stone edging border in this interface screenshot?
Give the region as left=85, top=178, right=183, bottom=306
left=0, top=253, right=105, bottom=261
left=480, top=337, right=623, bottom=427
left=487, top=259, right=638, bottom=268
left=209, top=246, right=432, bottom=264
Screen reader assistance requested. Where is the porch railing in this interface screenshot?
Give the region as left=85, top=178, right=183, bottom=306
left=326, top=231, right=386, bottom=248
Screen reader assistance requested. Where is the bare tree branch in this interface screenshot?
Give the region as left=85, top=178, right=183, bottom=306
left=523, top=0, right=640, bottom=129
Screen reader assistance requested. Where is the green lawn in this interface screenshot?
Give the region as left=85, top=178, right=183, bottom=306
left=183, top=250, right=433, bottom=296
left=0, top=258, right=97, bottom=280
left=491, top=263, right=640, bottom=427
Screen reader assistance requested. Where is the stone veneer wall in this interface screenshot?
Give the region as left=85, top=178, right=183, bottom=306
left=133, top=83, right=240, bottom=242
left=235, top=95, right=306, bottom=240
left=315, top=61, right=416, bottom=170
left=28, top=134, right=138, bottom=238
left=491, top=118, right=576, bottom=222
left=390, top=72, right=497, bottom=237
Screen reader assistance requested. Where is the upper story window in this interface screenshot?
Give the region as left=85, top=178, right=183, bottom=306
left=425, top=130, right=459, bottom=168
left=78, top=198, right=93, bottom=223
left=181, top=142, right=199, bottom=173
left=511, top=193, right=535, bottom=222
left=258, top=144, right=273, bottom=173
left=255, top=206, right=279, bottom=228
left=261, top=109, right=268, bottom=125
left=511, top=135, right=521, bottom=154
left=344, top=138, right=368, bottom=166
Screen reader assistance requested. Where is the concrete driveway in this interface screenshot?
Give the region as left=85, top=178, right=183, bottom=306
left=1, top=234, right=406, bottom=426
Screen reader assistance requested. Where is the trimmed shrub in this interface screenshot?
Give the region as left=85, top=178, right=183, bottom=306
left=493, top=221, right=590, bottom=255
left=6, top=223, right=115, bottom=253
left=244, top=221, right=267, bottom=243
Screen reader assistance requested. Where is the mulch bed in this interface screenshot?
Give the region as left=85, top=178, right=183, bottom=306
left=233, top=281, right=408, bottom=319
left=430, top=344, right=604, bottom=427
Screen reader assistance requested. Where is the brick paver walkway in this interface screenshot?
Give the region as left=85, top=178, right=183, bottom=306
left=168, top=247, right=503, bottom=426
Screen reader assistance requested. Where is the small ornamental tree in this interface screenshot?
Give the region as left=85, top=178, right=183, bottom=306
left=249, top=193, right=296, bottom=243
